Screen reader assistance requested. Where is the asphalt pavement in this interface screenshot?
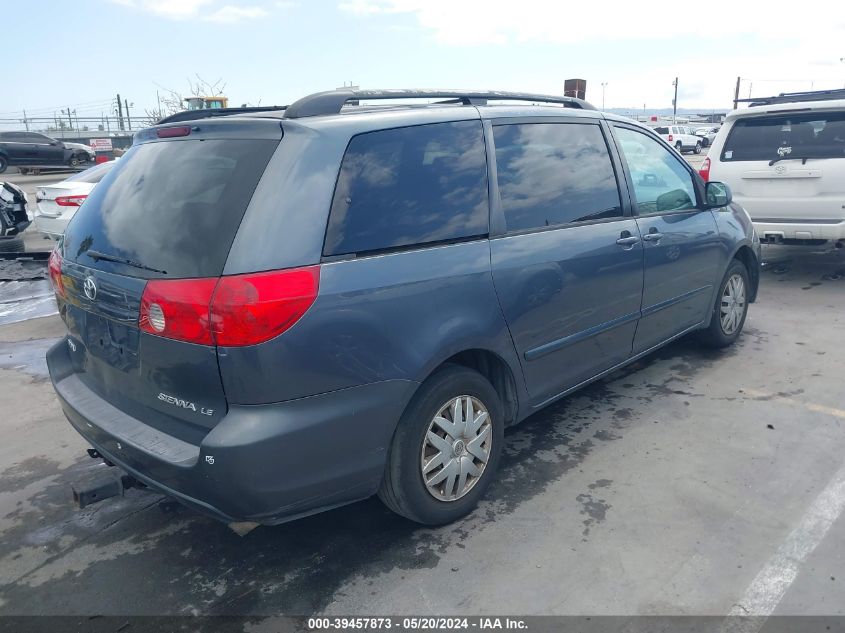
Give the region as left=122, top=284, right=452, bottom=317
left=0, top=245, right=843, bottom=619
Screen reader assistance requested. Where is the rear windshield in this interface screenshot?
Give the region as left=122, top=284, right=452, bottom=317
left=654, top=127, right=669, bottom=134
left=722, top=112, right=845, bottom=162
left=62, top=138, right=278, bottom=278
left=64, top=161, right=114, bottom=184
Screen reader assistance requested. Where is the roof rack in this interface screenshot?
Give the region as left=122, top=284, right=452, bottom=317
left=283, top=89, right=596, bottom=119
left=157, top=105, right=287, bottom=125
left=736, top=88, right=845, bottom=108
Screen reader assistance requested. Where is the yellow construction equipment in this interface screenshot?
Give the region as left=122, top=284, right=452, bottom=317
left=184, top=96, right=229, bottom=110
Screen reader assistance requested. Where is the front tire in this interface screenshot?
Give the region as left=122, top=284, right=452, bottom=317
left=698, top=259, right=749, bottom=348
left=68, top=154, right=81, bottom=168
left=0, top=155, right=7, bottom=173
left=694, top=142, right=702, bottom=154
left=378, top=365, right=504, bottom=525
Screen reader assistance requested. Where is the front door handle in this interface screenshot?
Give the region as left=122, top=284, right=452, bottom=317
left=643, top=231, right=664, bottom=242
left=616, top=232, right=641, bottom=248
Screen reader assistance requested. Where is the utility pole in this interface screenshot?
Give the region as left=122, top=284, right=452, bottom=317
left=733, top=76, right=741, bottom=110
left=116, top=93, right=124, bottom=131
left=157, top=90, right=162, bottom=119
left=22, top=110, right=29, bottom=131
left=64, top=107, right=73, bottom=132
left=601, top=82, right=608, bottom=110
left=672, top=77, right=678, bottom=124
left=125, top=98, right=132, bottom=131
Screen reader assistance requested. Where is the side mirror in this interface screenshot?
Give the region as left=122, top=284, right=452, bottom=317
left=704, top=181, right=732, bottom=208
left=50, top=141, right=59, bottom=146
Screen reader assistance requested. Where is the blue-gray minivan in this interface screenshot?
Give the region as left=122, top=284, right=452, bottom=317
left=46, top=90, right=761, bottom=526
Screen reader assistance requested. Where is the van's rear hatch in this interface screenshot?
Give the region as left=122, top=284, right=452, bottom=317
left=715, top=110, right=845, bottom=222
left=55, top=122, right=281, bottom=445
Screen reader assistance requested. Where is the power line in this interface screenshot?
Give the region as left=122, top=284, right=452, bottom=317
left=0, top=98, right=115, bottom=116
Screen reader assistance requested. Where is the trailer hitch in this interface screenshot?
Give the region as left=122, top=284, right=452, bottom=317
left=72, top=470, right=140, bottom=509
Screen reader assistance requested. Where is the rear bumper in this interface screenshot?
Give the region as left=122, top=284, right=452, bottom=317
left=47, top=339, right=417, bottom=524
left=33, top=214, right=67, bottom=240
left=750, top=218, right=845, bottom=242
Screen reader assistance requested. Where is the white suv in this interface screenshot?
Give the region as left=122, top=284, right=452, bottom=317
left=654, top=125, right=703, bottom=154
left=702, top=93, right=845, bottom=247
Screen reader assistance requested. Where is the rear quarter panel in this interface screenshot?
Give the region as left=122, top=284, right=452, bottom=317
left=217, top=241, right=525, bottom=409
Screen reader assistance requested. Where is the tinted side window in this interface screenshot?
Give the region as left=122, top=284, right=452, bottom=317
left=493, top=122, right=622, bottom=232
left=614, top=126, right=697, bottom=215
left=324, top=120, right=488, bottom=257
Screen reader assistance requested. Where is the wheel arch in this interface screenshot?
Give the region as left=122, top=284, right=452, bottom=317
left=416, top=348, right=521, bottom=427
left=730, top=243, right=760, bottom=303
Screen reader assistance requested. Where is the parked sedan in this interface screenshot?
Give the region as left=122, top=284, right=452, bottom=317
left=0, top=132, right=76, bottom=173
left=34, top=161, right=115, bottom=239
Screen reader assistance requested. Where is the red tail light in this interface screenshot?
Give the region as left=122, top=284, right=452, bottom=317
left=138, top=266, right=320, bottom=347
left=139, top=278, right=218, bottom=345
left=699, top=157, right=711, bottom=182
left=210, top=267, right=321, bottom=346
left=48, top=249, right=66, bottom=298
left=55, top=195, right=87, bottom=207
left=668, top=134, right=674, bottom=142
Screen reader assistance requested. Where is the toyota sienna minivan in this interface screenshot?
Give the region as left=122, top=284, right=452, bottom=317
left=47, top=89, right=761, bottom=526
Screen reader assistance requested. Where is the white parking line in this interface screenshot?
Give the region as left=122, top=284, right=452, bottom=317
left=720, top=457, right=845, bottom=632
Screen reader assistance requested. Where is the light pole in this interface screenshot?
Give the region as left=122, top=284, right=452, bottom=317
left=672, top=77, right=678, bottom=124
left=601, top=82, right=608, bottom=110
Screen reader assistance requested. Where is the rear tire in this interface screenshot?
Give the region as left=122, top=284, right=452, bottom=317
left=378, top=365, right=504, bottom=525
left=694, top=142, right=702, bottom=154
left=0, top=155, right=7, bottom=173
left=675, top=141, right=683, bottom=153
left=698, top=259, right=749, bottom=348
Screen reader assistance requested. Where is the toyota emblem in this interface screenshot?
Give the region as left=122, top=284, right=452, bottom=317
left=83, top=276, right=98, bottom=301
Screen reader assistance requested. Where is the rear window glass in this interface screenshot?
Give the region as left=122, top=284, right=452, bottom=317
left=722, top=112, right=845, bottom=162
left=654, top=127, right=669, bottom=134
left=63, top=139, right=278, bottom=278
left=493, top=122, right=622, bottom=231
left=324, top=121, right=488, bottom=257
left=65, top=161, right=114, bottom=184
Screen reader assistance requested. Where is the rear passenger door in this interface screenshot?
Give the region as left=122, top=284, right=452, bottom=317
left=489, top=120, right=644, bottom=404
left=611, top=124, right=721, bottom=353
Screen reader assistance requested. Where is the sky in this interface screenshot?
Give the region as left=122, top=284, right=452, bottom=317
left=4, top=0, right=845, bottom=128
